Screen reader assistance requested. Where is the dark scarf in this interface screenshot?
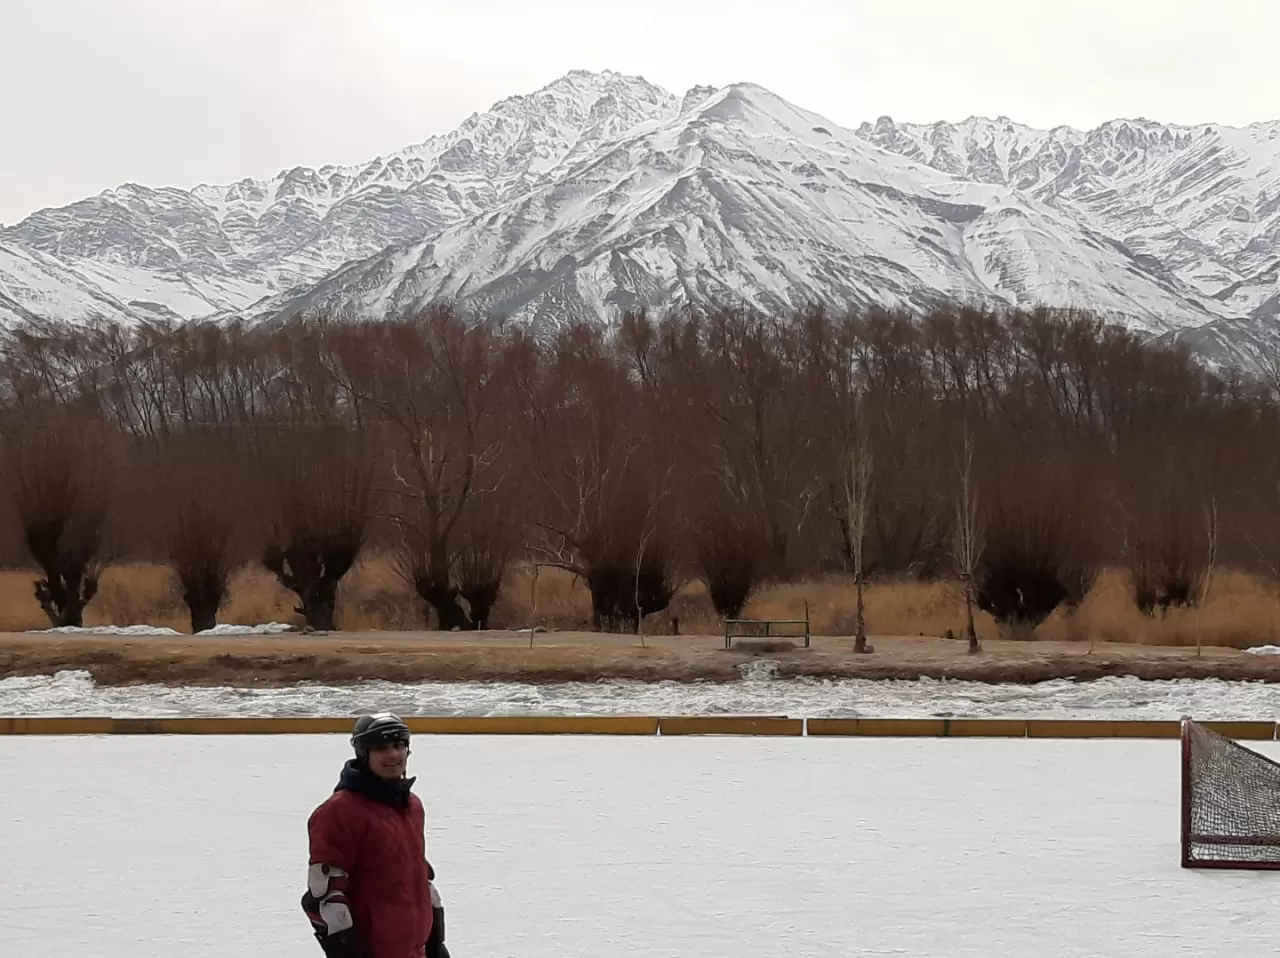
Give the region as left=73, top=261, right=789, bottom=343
left=335, top=758, right=417, bottom=809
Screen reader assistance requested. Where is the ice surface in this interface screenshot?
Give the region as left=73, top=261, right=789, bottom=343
left=5, top=669, right=1280, bottom=720
left=1, top=734, right=1277, bottom=957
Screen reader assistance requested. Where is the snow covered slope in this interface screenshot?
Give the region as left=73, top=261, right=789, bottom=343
left=257, top=83, right=1233, bottom=336
left=0, top=243, right=147, bottom=327
left=2, top=69, right=1278, bottom=367
left=0, top=70, right=678, bottom=323
left=857, top=115, right=1280, bottom=322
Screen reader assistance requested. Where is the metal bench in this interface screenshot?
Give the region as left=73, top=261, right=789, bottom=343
left=723, top=610, right=811, bottom=649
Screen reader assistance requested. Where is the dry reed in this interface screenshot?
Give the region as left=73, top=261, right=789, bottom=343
left=0, top=555, right=1275, bottom=649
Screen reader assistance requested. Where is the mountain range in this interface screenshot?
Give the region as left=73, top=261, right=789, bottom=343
left=2, top=69, right=1278, bottom=373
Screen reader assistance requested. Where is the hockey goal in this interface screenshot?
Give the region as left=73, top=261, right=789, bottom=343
left=1181, top=717, right=1280, bottom=869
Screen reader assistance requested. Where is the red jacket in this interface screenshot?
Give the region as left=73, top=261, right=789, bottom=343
left=303, top=761, right=434, bottom=958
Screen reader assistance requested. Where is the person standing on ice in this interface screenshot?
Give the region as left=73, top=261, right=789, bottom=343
left=302, top=713, right=450, bottom=958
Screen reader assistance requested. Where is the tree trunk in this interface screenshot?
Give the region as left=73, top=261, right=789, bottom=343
left=964, top=583, right=981, bottom=654
left=187, top=598, right=219, bottom=634
left=181, top=575, right=227, bottom=635
left=301, top=583, right=339, bottom=633
left=460, top=584, right=501, bottom=631
left=35, top=568, right=98, bottom=629
left=421, top=581, right=471, bottom=631
left=852, top=575, right=874, bottom=653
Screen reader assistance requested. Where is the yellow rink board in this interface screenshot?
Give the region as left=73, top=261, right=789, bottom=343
left=0, top=716, right=1276, bottom=739
left=0, top=716, right=659, bottom=736
left=658, top=716, right=804, bottom=736
left=402, top=716, right=660, bottom=735
left=806, top=718, right=1032, bottom=737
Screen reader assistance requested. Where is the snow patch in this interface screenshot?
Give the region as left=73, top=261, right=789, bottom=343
left=24, top=622, right=296, bottom=636
left=196, top=622, right=296, bottom=636
left=27, top=625, right=183, bottom=636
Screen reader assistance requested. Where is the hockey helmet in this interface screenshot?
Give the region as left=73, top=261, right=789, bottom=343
left=351, top=712, right=411, bottom=762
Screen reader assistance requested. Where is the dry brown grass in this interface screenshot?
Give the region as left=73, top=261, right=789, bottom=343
left=1034, top=568, right=1280, bottom=649
left=0, top=554, right=1276, bottom=649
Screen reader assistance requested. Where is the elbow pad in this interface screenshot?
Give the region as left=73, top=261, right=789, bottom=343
left=303, top=862, right=364, bottom=955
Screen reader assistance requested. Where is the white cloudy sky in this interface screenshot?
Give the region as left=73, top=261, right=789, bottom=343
left=1, top=0, right=1275, bottom=224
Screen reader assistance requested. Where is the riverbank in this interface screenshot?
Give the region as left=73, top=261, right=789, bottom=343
left=2, top=630, right=1279, bottom=688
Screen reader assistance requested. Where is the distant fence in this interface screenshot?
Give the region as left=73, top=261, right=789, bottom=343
left=2, top=716, right=1277, bottom=739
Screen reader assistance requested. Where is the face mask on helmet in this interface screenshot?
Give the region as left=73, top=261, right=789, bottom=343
left=369, top=727, right=410, bottom=748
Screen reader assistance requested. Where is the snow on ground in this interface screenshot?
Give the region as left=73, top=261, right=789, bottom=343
left=24, top=622, right=295, bottom=636
left=5, top=668, right=1280, bottom=720
left=1, top=734, right=1276, bottom=957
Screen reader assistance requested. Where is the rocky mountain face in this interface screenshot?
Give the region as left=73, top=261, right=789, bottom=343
left=858, top=116, right=1280, bottom=306
left=1, top=69, right=1277, bottom=372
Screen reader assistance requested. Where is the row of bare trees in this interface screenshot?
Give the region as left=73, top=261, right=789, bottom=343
left=0, top=302, right=1273, bottom=643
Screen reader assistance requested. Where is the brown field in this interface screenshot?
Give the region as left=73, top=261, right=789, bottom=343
left=2, top=556, right=1279, bottom=687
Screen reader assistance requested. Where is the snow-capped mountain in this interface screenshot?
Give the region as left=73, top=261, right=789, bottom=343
left=856, top=115, right=1280, bottom=319
left=1, top=70, right=679, bottom=322
left=2, top=69, right=1278, bottom=370
left=257, top=83, right=1232, bottom=337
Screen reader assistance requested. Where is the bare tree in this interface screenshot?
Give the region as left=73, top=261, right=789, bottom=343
left=2, top=415, right=116, bottom=628
left=157, top=435, right=245, bottom=633
left=654, top=307, right=822, bottom=580
left=1116, top=439, right=1219, bottom=622
left=258, top=425, right=375, bottom=632
left=693, top=506, right=768, bottom=619
left=633, top=517, right=657, bottom=645
left=843, top=411, right=875, bottom=653
left=324, top=307, right=508, bottom=631
left=618, top=309, right=771, bottom=620
left=951, top=417, right=984, bottom=654
left=170, top=495, right=235, bottom=633
left=973, top=442, right=1100, bottom=638
left=513, top=323, right=681, bottom=632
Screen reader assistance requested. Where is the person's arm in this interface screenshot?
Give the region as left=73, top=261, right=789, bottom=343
left=301, top=802, right=368, bottom=958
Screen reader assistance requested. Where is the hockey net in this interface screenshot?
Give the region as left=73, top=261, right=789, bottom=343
left=1181, top=718, right=1280, bottom=869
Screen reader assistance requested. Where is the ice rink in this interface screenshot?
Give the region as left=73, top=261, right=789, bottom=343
left=2, top=733, right=1278, bottom=957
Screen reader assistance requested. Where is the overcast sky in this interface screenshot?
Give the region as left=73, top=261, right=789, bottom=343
left=2, top=0, right=1276, bottom=225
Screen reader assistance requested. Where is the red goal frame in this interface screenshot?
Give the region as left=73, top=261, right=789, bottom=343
left=1180, top=717, right=1280, bottom=870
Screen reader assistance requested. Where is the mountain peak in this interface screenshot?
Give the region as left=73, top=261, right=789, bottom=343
left=681, top=85, right=718, bottom=113
left=489, top=68, right=676, bottom=120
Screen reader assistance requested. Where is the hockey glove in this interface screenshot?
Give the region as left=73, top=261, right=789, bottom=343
left=316, top=927, right=372, bottom=958
left=426, top=880, right=447, bottom=958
